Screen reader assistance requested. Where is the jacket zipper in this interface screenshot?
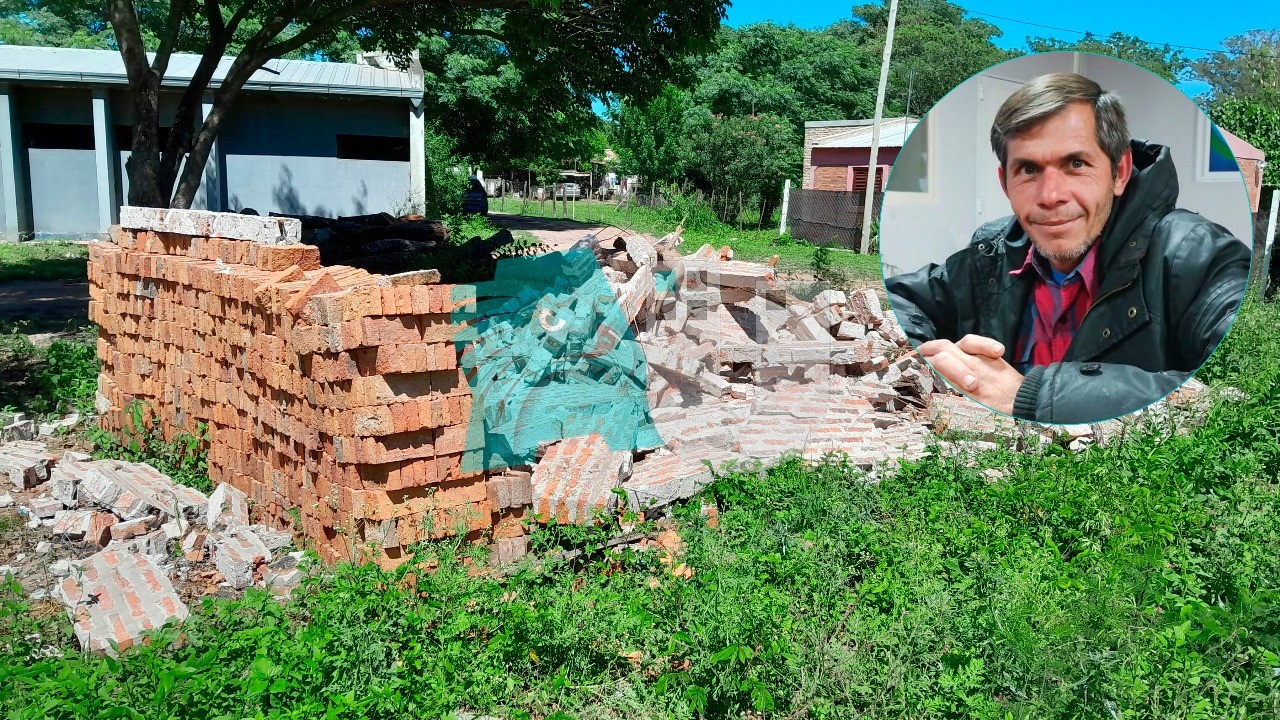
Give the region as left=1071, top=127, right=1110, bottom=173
left=1080, top=281, right=1133, bottom=326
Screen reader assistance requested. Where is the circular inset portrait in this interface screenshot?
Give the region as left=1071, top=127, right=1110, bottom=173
left=880, top=52, right=1253, bottom=424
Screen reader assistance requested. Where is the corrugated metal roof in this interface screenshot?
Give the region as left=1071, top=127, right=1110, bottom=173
left=0, top=45, right=423, bottom=99
left=815, top=117, right=917, bottom=148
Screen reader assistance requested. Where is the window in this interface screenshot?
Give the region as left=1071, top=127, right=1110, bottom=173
left=336, top=134, right=409, bottom=161
left=113, top=125, right=174, bottom=149
left=1196, top=115, right=1241, bottom=182
left=23, top=123, right=93, bottom=150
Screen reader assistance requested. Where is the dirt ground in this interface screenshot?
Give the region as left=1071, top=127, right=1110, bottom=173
left=488, top=212, right=623, bottom=253
left=0, top=279, right=91, bottom=341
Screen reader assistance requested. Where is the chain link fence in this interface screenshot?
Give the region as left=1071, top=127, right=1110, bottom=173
left=785, top=188, right=883, bottom=250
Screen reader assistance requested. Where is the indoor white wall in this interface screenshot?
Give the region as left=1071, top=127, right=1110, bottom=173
left=881, top=52, right=1253, bottom=278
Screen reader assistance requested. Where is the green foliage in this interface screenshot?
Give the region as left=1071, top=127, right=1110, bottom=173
left=0, top=3, right=113, bottom=48
left=6, top=299, right=1280, bottom=717
left=691, top=21, right=879, bottom=128
left=854, top=0, right=1018, bottom=113
left=87, top=400, right=213, bottom=493
left=1209, top=98, right=1280, bottom=187
left=23, top=328, right=100, bottom=416
left=611, top=85, right=691, bottom=187
left=1027, top=32, right=1190, bottom=82
left=420, top=126, right=472, bottom=219
left=682, top=111, right=799, bottom=220
left=0, top=241, right=89, bottom=283
left=1191, top=30, right=1280, bottom=109
left=0, top=322, right=97, bottom=418
left=417, top=24, right=610, bottom=173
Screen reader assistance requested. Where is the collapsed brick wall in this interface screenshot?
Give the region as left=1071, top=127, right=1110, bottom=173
left=88, top=208, right=517, bottom=568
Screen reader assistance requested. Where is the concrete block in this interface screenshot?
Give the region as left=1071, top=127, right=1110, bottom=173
left=50, top=457, right=93, bottom=507
left=207, top=482, right=250, bottom=529
left=118, top=206, right=301, bottom=245
left=109, top=516, right=154, bottom=542
left=55, top=548, right=189, bottom=654
left=0, top=440, right=51, bottom=489
left=812, top=289, right=848, bottom=309
left=621, top=451, right=714, bottom=513
left=246, top=524, right=293, bottom=552
left=51, top=510, right=94, bottom=540
left=211, top=526, right=272, bottom=589
left=77, top=465, right=152, bottom=521
left=789, top=316, right=833, bottom=342
left=531, top=433, right=632, bottom=525
left=27, top=495, right=63, bottom=518
left=835, top=321, right=867, bottom=340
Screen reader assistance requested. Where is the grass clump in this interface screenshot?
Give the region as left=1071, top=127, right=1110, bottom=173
left=0, top=241, right=89, bottom=284
left=1, top=301, right=1278, bottom=718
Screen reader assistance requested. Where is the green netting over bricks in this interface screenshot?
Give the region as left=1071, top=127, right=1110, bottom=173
left=452, top=244, right=665, bottom=474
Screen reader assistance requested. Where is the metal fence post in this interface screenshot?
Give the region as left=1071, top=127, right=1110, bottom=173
left=1263, top=188, right=1278, bottom=298
left=779, top=178, right=791, bottom=236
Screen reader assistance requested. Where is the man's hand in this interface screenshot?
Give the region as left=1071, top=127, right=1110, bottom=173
left=918, top=334, right=1024, bottom=415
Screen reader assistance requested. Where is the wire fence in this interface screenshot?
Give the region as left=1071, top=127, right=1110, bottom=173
left=785, top=188, right=883, bottom=251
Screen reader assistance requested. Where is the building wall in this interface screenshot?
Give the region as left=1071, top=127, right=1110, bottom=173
left=219, top=95, right=410, bottom=217
left=1, top=86, right=412, bottom=238
left=881, top=53, right=1256, bottom=277
left=1238, top=157, right=1263, bottom=213
left=810, top=147, right=901, bottom=191
left=803, top=122, right=866, bottom=189
left=13, top=87, right=100, bottom=237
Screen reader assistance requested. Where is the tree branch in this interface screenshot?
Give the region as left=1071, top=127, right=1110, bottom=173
left=259, top=0, right=392, bottom=59
left=203, top=0, right=224, bottom=35
left=107, top=0, right=151, bottom=86
left=152, top=0, right=193, bottom=77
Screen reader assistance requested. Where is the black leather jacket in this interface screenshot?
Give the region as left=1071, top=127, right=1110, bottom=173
left=886, top=140, right=1250, bottom=423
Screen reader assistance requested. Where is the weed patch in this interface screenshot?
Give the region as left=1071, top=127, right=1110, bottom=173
left=0, top=323, right=98, bottom=418
left=86, top=400, right=213, bottom=493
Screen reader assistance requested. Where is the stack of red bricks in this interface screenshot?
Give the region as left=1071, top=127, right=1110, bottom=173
left=90, top=207, right=498, bottom=567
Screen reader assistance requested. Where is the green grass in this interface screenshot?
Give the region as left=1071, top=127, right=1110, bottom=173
left=491, top=196, right=883, bottom=284
left=0, top=241, right=89, bottom=283
left=3, top=303, right=1278, bottom=718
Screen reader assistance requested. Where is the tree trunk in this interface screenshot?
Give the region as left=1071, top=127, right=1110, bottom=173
left=127, top=75, right=167, bottom=207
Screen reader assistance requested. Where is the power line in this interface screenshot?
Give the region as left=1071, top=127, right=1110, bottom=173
left=965, top=6, right=1278, bottom=58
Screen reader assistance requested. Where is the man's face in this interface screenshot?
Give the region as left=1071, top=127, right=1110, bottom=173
left=998, top=101, right=1132, bottom=272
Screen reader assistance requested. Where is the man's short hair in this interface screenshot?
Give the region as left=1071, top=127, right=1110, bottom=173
left=990, top=73, right=1130, bottom=178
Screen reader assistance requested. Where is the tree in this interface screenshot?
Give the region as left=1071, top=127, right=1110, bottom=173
left=416, top=22, right=609, bottom=176
left=681, top=111, right=797, bottom=222
left=1027, top=32, right=1189, bottom=83
left=690, top=22, right=879, bottom=130
left=610, top=84, right=691, bottom=187
left=1191, top=30, right=1280, bottom=107
left=852, top=0, right=1016, bottom=115
left=1208, top=99, right=1280, bottom=187
left=4, top=0, right=727, bottom=209
left=0, top=2, right=113, bottom=47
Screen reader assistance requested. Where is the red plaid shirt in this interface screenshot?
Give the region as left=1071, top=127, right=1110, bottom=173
left=1009, top=243, right=1101, bottom=373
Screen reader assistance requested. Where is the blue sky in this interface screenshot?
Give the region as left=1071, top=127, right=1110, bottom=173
left=724, top=0, right=1274, bottom=97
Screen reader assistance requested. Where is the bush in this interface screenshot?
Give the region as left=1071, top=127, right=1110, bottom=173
left=0, top=322, right=98, bottom=418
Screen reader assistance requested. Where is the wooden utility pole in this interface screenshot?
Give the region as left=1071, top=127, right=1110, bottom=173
left=860, top=0, right=899, bottom=254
